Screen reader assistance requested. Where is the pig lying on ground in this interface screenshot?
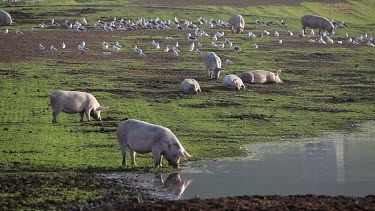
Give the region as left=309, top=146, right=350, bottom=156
left=223, top=74, right=245, bottom=90
left=180, top=79, right=201, bottom=94
left=0, top=10, right=13, bottom=26
left=204, top=52, right=222, bottom=79
left=301, top=15, right=334, bottom=35
left=116, top=119, right=191, bottom=169
left=240, top=70, right=283, bottom=84
left=229, top=14, right=245, bottom=34
left=50, top=90, right=106, bottom=123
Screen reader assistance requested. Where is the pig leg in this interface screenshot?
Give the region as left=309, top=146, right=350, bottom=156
left=85, top=109, right=91, bottom=122
left=52, top=110, right=60, bottom=123
left=302, top=26, right=306, bottom=34
left=130, top=148, right=137, bottom=166
left=80, top=112, right=85, bottom=122
left=152, top=150, right=162, bottom=168
left=120, top=145, right=127, bottom=166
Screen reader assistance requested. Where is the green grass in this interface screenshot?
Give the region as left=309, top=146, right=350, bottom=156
left=0, top=0, right=374, bottom=207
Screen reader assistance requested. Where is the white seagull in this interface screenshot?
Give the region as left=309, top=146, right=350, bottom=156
left=39, top=43, right=45, bottom=50
left=233, top=44, right=241, bottom=52
left=164, top=46, right=170, bottom=52
left=4, top=29, right=9, bottom=34
left=225, top=59, right=234, bottom=64
left=61, top=42, right=66, bottom=49
left=253, top=43, right=258, bottom=49
left=50, top=45, right=57, bottom=51
left=16, top=30, right=24, bottom=35
left=189, top=42, right=195, bottom=52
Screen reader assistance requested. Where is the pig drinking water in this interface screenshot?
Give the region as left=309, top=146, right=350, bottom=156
left=116, top=119, right=191, bottom=169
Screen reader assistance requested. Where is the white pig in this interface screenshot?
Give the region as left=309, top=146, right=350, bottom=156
left=223, top=74, right=245, bottom=90
left=240, top=70, right=283, bottom=84
left=0, top=10, right=13, bottom=26
left=116, top=119, right=191, bottom=169
left=204, top=52, right=222, bottom=79
left=229, top=14, right=245, bottom=34
left=180, top=79, right=201, bottom=94
left=301, top=15, right=334, bottom=35
left=50, top=90, right=106, bottom=123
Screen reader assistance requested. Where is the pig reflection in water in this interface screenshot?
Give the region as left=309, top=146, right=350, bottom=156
left=156, top=172, right=192, bottom=198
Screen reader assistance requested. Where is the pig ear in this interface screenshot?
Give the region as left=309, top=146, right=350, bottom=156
left=183, top=150, right=191, bottom=157
left=276, top=69, right=282, bottom=76
left=95, top=106, right=109, bottom=111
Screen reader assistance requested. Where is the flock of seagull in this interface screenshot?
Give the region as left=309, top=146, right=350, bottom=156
left=2, top=15, right=374, bottom=60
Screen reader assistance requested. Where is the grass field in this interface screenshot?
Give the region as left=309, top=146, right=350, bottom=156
left=0, top=0, right=374, bottom=208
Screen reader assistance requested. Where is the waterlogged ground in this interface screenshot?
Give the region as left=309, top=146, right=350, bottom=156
left=0, top=0, right=375, bottom=209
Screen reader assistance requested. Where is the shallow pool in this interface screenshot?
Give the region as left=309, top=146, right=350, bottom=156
left=103, top=121, right=375, bottom=200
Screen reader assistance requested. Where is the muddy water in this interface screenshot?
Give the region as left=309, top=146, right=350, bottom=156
left=103, top=122, right=375, bottom=200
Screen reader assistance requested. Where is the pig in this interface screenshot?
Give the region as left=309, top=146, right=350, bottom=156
left=50, top=90, right=106, bottom=123
left=223, top=74, right=245, bottom=90
left=0, top=10, right=13, bottom=26
left=301, top=15, right=334, bottom=35
left=229, top=14, right=245, bottom=34
left=116, top=119, right=191, bottom=169
left=204, top=52, right=222, bottom=79
left=180, top=79, right=201, bottom=94
left=240, top=70, right=283, bottom=84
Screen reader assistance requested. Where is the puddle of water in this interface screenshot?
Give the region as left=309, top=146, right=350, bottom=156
left=102, top=122, right=375, bottom=200
left=179, top=121, right=375, bottom=199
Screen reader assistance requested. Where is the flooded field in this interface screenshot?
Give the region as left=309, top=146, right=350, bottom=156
left=103, top=121, right=375, bottom=200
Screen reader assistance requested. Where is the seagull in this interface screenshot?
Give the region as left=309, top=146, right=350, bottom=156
left=281, top=20, right=287, bottom=26
left=233, top=44, right=241, bottom=52
left=16, top=30, right=24, bottom=35
left=197, top=42, right=203, bottom=48
left=173, top=48, right=179, bottom=57
left=253, top=43, right=258, bottom=49
left=345, top=33, right=349, bottom=38
left=367, top=41, right=374, bottom=47
left=165, top=36, right=173, bottom=40
left=286, top=30, right=293, bottom=36
left=211, top=42, right=218, bottom=47
left=325, top=36, right=334, bottom=44
left=61, top=42, right=66, bottom=49
left=93, top=24, right=100, bottom=29
left=175, top=42, right=179, bottom=48
left=317, top=36, right=326, bottom=44
left=103, top=41, right=110, bottom=50
left=103, top=51, right=112, bottom=55
left=348, top=38, right=353, bottom=43
left=164, top=46, right=170, bottom=52
left=308, top=38, right=316, bottom=43
left=212, top=34, right=217, bottom=41
left=4, top=29, right=9, bottom=34
left=134, top=46, right=142, bottom=53
left=113, top=45, right=121, bottom=51
left=51, top=19, right=60, bottom=27
left=274, top=30, right=279, bottom=37
left=218, top=43, right=225, bottom=49
left=39, top=23, right=48, bottom=28
left=65, top=20, right=72, bottom=28
left=352, top=41, right=359, bottom=45
left=50, top=45, right=57, bottom=51
left=189, top=42, right=195, bottom=51
left=39, top=43, right=45, bottom=50
left=278, top=39, right=283, bottom=44
left=151, top=40, right=158, bottom=47
left=114, top=42, right=122, bottom=48
left=310, top=29, right=315, bottom=36
left=82, top=18, right=88, bottom=25
left=139, top=51, right=147, bottom=57
left=225, top=59, right=234, bottom=64
left=337, top=41, right=343, bottom=44
left=31, top=28, right=37, bottom=33
left=195, top=49, right=204, bottom=55
left=78, top=41, right=89, bottom=51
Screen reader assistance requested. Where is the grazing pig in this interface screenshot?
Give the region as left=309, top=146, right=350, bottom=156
left=50, top=90, right=106, bottom=123
left=117, top=119, right=191, bottom=169
left=301, top=15, right=334, bottom=35
left=240, top=70, right=283, bottom=84
left=223, top=74, right=245, bottom=90
left=229, top=14, right=245, bottom=34
left=180, top=79, right=201, bottom=94
left=204, top=52, right=222, bottom=79
left=0, top=10, right=13, bottom=26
